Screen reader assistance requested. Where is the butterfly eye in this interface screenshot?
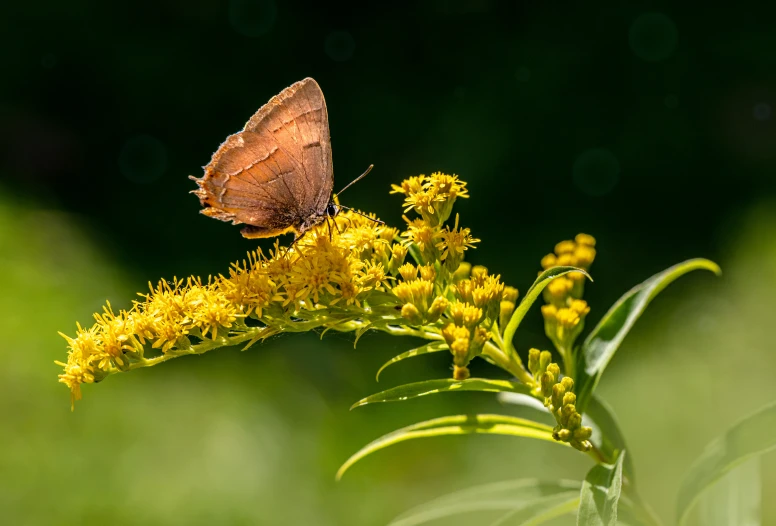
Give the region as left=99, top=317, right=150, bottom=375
left=326, top=203, right=340, bottom=217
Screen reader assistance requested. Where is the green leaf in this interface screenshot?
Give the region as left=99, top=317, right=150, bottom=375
left=387, top=479, right=581, bottom=526
left=577, top=451, right=625, bottom=526
left=697, top=457, right=760, bottom=526
left=584, top=395, right=637, bottom=487
left=351, top=378, right=533, bottom=410
left=375, top=341, right=449, bottom=381
left=503, top=266, right=591, bottom=356
left=575, top=258, right=720, bottom=412
left=336, top=414, right=564, bottom=480
left=490, top=493, right=580, bottom=526
left=676, top=399, right=776, bottom=525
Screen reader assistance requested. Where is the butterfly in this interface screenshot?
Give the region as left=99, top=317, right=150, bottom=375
left=190, top=77, right=375, bottom=240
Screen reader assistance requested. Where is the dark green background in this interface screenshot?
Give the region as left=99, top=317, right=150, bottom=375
left=2, top=2, right=775, bottom=525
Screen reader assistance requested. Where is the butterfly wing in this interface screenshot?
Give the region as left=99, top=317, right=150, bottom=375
left=190, top=78, right=334, bottom=238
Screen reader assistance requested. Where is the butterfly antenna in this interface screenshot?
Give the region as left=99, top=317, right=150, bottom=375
left=335, top=164, right=374, bottom=197
left=339, top=205, right=385, bottom=225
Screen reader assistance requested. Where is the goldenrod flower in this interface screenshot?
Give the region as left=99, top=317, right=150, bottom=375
left=435, top=214, right=480, bottom=271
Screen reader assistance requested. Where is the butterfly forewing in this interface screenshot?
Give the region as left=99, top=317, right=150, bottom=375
left=191, top=78, right=334, bottom=238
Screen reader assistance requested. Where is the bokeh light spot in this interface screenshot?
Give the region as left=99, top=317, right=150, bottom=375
left=118, top=135, right=168, bottom=184
left=753, top=102, right=772, bottom=121
left=629, top=13, right=678, bottom=62
left=325, top=31, right=355, bottom=62
left=228, top=0, right=277, bottom=38
left=573, top=148, right=620, bottom=197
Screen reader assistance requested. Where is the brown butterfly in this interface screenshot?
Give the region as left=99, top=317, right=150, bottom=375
left=190, top=77, right=376, bottom=240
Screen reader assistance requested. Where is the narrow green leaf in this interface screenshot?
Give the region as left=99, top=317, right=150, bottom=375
left=584, top=395, right=637, bottom=487
left=388, top=479, right=581, bottom=526
left=576, top=259, right=720, bottom=412
left=336, top=414, right=563, bottom=480
left=676, top=400, right=776, bottom=525
left=375, top=341, right=449, bottom=381
left=697, top=457, right=760, bottom=526
left=577, top=451, right=625, bottom=526
left=351, top=378, right=533, bottom=410
left=503, top=266, right=591, bottom=355
left=490, top=493, right=580, bottom=526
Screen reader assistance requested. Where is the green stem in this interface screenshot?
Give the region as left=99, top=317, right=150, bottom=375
left=129, top=327, right=266, bottom=371
left=482, top=341, right=533, bottom=385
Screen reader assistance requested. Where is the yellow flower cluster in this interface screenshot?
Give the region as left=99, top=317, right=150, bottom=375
left=540, top=234, right=596, bottom=356
left=57, top=172, right=486, bottom=408
left=527, top=348, right=593, bottom=451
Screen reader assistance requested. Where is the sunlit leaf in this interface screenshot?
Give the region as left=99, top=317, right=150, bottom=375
left=577, top=451, right=625, bottom=526
left=387, top=479, right=581, bottom=526
left=584, top=395, right=637, bottom=487
left=489, top=493, right=579, bottom=526
left=575, top=259, right=720, bottom=412
left=502, top=266, right=591, bottom=356
left=336, top=414, right=564, bottom=480
left=676, top=400, right=776, bottom=525
left=375, top=341, right=449, bottom=381
left=351, top=378, right=533, bottom=410
left=697, top=457, right=760, bottom=526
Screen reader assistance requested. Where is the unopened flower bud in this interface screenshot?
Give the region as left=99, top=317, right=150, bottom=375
left=540, top=372, right=555, bottom=397
left=560, top=376, right=574, bottom=392
left=552, top=383, right=566, bottom=410
left=400, top=303, right=423, bottom=325
left=426, top=296, right=449, bottom=323
left=541, top=253, right=557, bottom=270
left=566, top=412, right=582, bottom=431
left=453, top=262, right=471, bottom=282
left=501, top=286, right=519, bottom=304
left=574, top=426, right=593, bottom=440
left=451, top=338, right=469, bottom=364
left=469, top=327, right=489, bottom=356
left=527, top=348, right=541, bottom=376
left=562, top=392, right=576, bottom=407
left=546, top=362, right=560, bottom=378
left=499, top=300, right=515, bottom=332
left=398, top=263, right=418, bottom=282
left=539, top=351, right=552, bottom=373
left=575, top=233, right=596, bottom=247
left=419, top=263, right=436, bottom=282
left=556, top=428, right=572, bottom=441
left=554, top=240, right=576, bottom=255
left=453, top=365, right=470, bottom=380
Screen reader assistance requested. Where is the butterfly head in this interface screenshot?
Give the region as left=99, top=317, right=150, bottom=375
left=325, top=201, right=341, bottom=218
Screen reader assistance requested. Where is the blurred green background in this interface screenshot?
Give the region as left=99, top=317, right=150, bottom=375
left=2, top=1, right=776, bottom=524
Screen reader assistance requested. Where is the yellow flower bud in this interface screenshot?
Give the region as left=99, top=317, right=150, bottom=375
left=527, top=348, right=541, bottom=376
left=575, top=233, right=596, bottom=247
left=499, top=300, right=515, bottom=333
left=556, top=253, right=578, bottom=267
left=400, top=303, right=423, bottom=325
left=574, top=245, right=596, bottom=269
left=453, top=365, right=470, bottom=380
left=554, top=240, right=576, bottom=255
left=418, top=263, right=436, bottom=282
left=426, top=296, right=449, bottom=323
left=453, top=262, right=472, bottom=282
left=541, top=253, right=557, bottom=270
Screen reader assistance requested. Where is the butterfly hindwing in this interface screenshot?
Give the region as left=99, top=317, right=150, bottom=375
left=191, top=78, right=334, bottom=238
